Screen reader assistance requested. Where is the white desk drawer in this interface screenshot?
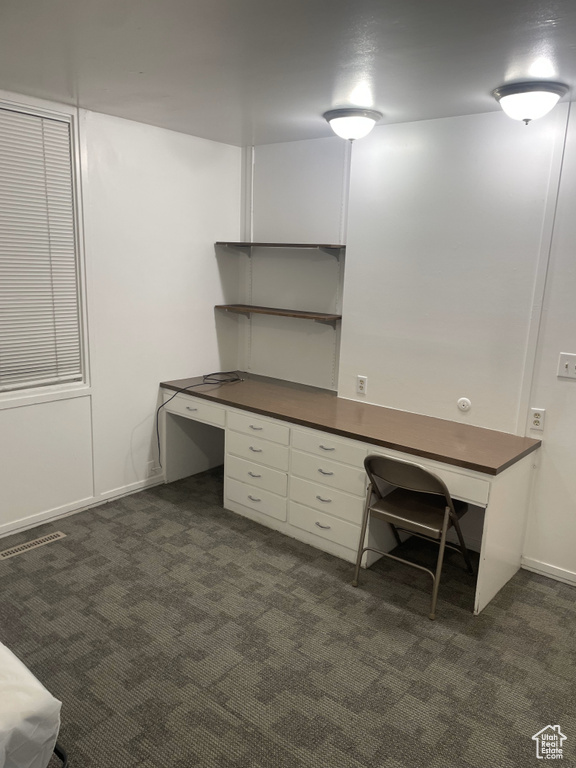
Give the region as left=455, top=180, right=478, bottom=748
left=289, top=501, right=360, bottom=550
left=290, top=477, right=365, bottom=524
left=292, top=429, right=366, bottom=467
left=369, top=449, right=490, bottom=506
left=226, top=430, right=289, bottom=471
left=291, top=450, right=367, bottom=497
left=226, top=478, right=287, bottom=521
left=226, top=454, right=287, bottom=497
left=228, top=411, right=289, bottom=445
left=164, top=393, right=225, bottom=427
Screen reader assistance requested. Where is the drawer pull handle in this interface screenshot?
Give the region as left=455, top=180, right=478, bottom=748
left=315, top=522, right=331, bottom=530
left=318, top=469, right=334, bottom=476
left=248, top=495, right=261, bottom=502
left=249, top=425, right=263, bottom=431
left=248, top=472, right=262, bottom=478
left=249, top=446, right=263, bottom=453
left=316, top=495, right=332, bottom=503
left=186, top=406, right=198, bottom=412
left=319, top=445, right=335, bottom=451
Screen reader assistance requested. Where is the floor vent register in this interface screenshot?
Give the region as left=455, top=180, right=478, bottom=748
left=0, top=531, right=67, bottom=560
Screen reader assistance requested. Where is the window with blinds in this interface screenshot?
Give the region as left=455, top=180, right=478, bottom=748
left=0, top=106, right=83, bottom=392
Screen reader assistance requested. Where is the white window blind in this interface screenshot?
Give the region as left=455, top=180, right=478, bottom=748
left=0, top=107, right=82, bottom=392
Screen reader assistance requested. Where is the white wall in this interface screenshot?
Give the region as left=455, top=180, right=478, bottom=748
left=83, top=111, right=241, bottom=497
left=522, top=106, right=576, bottom=584
left=339, top=109, right=566, bottom=433
left=0, top=396, right=94, bottom=534
left=252, top=138, right=350, bottom=243
left=0, top=97, right=242, bottom=536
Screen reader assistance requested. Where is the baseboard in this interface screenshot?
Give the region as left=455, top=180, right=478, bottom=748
left=0, top=476, right=166, bottom=540
left=0, top=496, right=96, bottom=539
left=98, top=475, right=166, bottom=501
left=521, top=557, right=576, bottom=587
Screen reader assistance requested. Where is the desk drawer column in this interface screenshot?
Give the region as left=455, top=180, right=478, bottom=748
left=224, top=412, right=289, bottom=523
left=288, top=428, right=368, bottom=561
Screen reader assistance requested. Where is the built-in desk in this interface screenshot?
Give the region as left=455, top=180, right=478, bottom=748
left=160, top=374, right=541, bottom=615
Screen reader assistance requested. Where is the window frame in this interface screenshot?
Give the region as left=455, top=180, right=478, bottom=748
left=0, top=92, right=89, bottom=408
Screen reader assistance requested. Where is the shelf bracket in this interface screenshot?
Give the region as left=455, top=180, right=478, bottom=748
left=320, top=246, right=344, bottom=259
left=216, top=243, right=252, bottom=257
left=314, top=317, right=339, bottom=327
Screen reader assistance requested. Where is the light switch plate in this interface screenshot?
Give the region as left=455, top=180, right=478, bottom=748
left=557, top=352, right=576, bottom=379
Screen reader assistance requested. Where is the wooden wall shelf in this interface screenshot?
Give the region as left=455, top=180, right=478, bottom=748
left=215, top=304, right=341, bottom=325
left=216, top=241, right=345, bottom=252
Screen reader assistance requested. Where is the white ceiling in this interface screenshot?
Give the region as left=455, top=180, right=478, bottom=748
left=1, top=0, right=575, bottom=146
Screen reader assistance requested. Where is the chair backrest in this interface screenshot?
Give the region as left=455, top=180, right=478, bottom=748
left=364, top=454, right=453, bottom=507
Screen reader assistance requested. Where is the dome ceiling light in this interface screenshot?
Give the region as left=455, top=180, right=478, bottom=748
left=492, top=81, right=569, bottom=124
left=323, top=108, right=383, bottom=140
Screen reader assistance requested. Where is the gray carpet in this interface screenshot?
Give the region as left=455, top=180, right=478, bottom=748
left=1, top=468, right=575, bottom=768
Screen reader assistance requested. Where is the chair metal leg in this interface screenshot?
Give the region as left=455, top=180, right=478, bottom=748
left=429, top=509, right=450, bottom=620
left=54, top=741, right=69, bottom=768
left=451, top=515, right=474, bottom=574
left=352, top=485, right=372, bottom=587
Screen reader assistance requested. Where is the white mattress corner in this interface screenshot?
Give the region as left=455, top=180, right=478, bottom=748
left=0, top=642, right=61, bottom=768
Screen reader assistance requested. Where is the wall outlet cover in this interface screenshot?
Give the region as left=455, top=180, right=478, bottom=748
left=530, top=408, right=545, bottom=431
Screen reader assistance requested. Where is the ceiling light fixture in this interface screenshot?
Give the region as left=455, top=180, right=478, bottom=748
left=492, top=81, right=569, bottom=124
left=323, top=108, right=383, bottom=140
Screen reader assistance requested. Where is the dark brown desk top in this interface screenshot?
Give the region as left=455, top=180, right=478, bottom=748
left=160, top=374, right=541, bottom=476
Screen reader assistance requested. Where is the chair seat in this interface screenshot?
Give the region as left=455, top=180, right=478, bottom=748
left=370, top=489, right=468, bottom=539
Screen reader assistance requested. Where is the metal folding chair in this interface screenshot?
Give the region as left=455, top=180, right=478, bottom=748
left=353, top=454, right=474, bottom=619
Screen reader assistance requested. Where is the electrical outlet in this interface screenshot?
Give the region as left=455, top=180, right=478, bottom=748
left=530, top=408, right=545, bottom=431
left=357, top=375, right=368, bottom=395
left=146, top=461, right=162, bottom=478
left=557, top=352, right=576, bottom=379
